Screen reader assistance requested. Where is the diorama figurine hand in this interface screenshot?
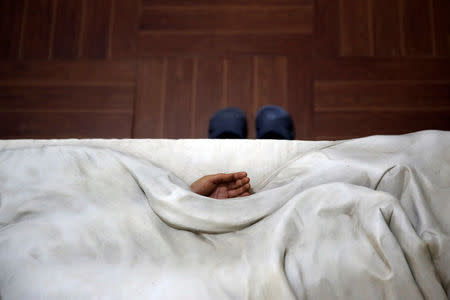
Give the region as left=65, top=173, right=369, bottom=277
left=190, top=172, right=251, bottom=199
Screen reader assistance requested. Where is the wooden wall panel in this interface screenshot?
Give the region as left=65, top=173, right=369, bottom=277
left=0, top=112, right=132, bottom=138
left=0, top=0, right=449, bottom=140
left=140, top=6, right=312, bottom=33
left=315, top=81, right=450, bottom=112
left=372, top=0, right=401, bottom=57
left=193, top=57, right=224, bottom=138
left=164, top=58, right=194, bottom=138
left=81, top=0, right=112, bottom=59
left=254, top=56, right=288, bottom=109
left=0, top=61, right=135, bottom=83
left=0, top=86, right=134, bottom=111
left=433, top=0, right=450, bottom=56
left=287, top=58, right=312, bottom=139
left=133, top=55, right=302, bottom=139
left=22, top=0, right=54, bottom=59
left=52, top=0, right=83, bottom=59
left=225, top=57, right=255, bottom=138
left=138, top=33, right=311, bottom=56
left=143, top=0, right=313, bottom=5
left=314, top=0, right=340, bottom=57
left=402, top=0, right=433, bottom=57
left=0, top=61, right=135, bottom=139
left=139, top=3, right=313, bottom=56
left=110, top=0, right=139, bottom=58
left=134, top=58, right=166, bottom=138
left=315, top=59, right=450, bottom=81
left=0, top=0, right=24, bottom=59
left=313, top=56, right=450, bottom=139
left=314, top=111, right=450, bottom=140
left=339, top=0, right=372, bottom=56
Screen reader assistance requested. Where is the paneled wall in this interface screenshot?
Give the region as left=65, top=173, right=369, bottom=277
left=0, top=0, right=449, bottom=139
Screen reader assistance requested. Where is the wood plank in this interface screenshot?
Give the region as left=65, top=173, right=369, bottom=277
left=22, top=0, right=54, bottom=59
left=254, top=56, right=288, bottom=109
left=339, top=0, right=371, bottom=56
left=163, top=57, right=194, bottom=138
left=314, top=59, right=450, bottom=81
left=402, top=0, right=433, bottom=56
left=287, top=57, right=312, bottom=139
left=110, top=0, right=138, bottom=58
left=314, top=81, right=450, bottom=111
left=138, top=33, right=311, bottom=56
left=0, top=86, right=134, bottom=111
left=52, top=0, right=83, bottom=59
left=143, top=0, right=312, bottom=5
left=140, top=6, right=312, bottom=33
left=433, top=0, right=450, bottom=56
left=314, top=0, right=340, bottom=57
left=81, top=0, right=112, bottom=59
left=0, top=61, right=136, bottom=84
left=0, top=0, right=25, bottom=59
left=193, top=57, right=224, bottom=138
left=226, top=56, right=254, bottom=138
left=372, top=0, right=401, bottom=57
left=313, top=111, right=450, bottom=139
left=0, top=112, right=132, bottom=138
left=133, top=58, right=166, bottom=138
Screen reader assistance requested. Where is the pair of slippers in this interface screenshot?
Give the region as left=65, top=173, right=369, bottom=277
left=209, top=105, right=295, bottom=140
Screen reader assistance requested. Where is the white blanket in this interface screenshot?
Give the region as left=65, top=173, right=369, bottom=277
left=0, top=130, right=449, bottom=299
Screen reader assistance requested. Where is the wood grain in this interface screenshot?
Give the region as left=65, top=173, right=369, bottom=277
left=0, top=0, right=449, bottom=140
left=110, top=0, right=139, bottom=58
left=52, top=0, right=82, bottom=59
left=81, top=0, right=112, bottom=58
left=0, top=86, right=134, bottom=111
left=314, top=59, right=450, bottom=81
left=433, top=0, right=450, bottom=56
left=164, top=57, right=194, bottom=138
left=372, top=0, right=401, bottom=57
left=133, top=58, right=166, bottom=138
left=339, top=0, right=371, bottom=56
left=0, top=61, right=135, bottom=84
left=22, top=0, right=53, bottom=59
left=313, top=0, right=339, bottom=57
left=143, top=0, right=313, bottom=5
left=226, top=56, right=255, bottom=138
left=0, top=112, right=132, bottom=138
left=0, top=0, right=25, bottom=59
left=193, top=57, right=224, bottom=138
left=315, top=81, right=450, bottom=111
left=313, top=111, right=450, bottom=139
left=138, top=33, right=311, bottom=56
left=287, top=58, right=312, bottom=139
left=140, top=6, right=313, bottom=33
left=254, top=56, right=288, bottom=109
left=402, top=0, right=433, bottom=56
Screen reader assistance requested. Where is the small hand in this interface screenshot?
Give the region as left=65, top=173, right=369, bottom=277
left=190, top=172, right=251, bottom=199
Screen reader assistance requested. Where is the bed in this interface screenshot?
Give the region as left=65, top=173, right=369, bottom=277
left=0, top=130, right=449, bottom=299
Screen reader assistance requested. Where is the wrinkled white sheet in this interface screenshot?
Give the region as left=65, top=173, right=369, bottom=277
left=0, top=130, right=449, bottom=299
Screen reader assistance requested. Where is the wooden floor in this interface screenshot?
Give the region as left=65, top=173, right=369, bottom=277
left=0, top=0, right=449, bottom=140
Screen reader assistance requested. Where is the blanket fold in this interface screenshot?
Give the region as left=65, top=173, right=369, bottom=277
left=0, top=130, right=449, bottom=299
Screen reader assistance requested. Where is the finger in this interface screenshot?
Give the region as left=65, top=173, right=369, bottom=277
left=210, top=173, right=235, bottom=184
left=241, top=192, right=250, bottom=197
left=233, top=172, right=247, bottom=180
left=228, top=183, right=250, bottom=198
left=227, top=176, right=250, bottom=189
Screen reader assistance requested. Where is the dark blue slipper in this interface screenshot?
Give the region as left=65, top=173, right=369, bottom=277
left=256, top=105, right=295, bottom=140
left=209, top=107, right=248, bottom=139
